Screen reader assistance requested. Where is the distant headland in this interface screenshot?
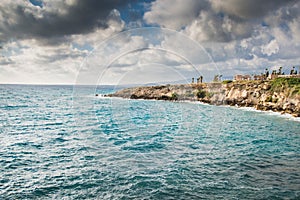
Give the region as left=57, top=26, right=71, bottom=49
left=105, top=67, right=300, bottom=117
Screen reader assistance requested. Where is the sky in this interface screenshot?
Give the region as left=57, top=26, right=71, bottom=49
left=0, top=0, right=300, bottom=85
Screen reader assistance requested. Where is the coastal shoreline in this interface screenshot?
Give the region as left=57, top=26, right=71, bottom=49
left=105, top=78, right=300, bottom=117
left=103, top=95, right=300, bottom=121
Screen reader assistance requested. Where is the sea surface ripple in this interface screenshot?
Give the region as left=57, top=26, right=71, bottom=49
left=0, top=85, right=299, bottom=199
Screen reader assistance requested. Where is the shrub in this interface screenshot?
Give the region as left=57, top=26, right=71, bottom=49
left=206, top=92, right=214, bottom=98
left=196, top=90, right=206, bottom=98
left=222, top=80, right=233, bottom=84
left=270, top=77, right=300, bottom=96
left=171, top=92, right=178, bottom=100
left=271, top=77, right=300, bottom=90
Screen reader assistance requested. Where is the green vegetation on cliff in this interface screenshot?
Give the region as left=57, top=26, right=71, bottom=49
left=171, top=92, right=179, bottom=100
left=222, top=80, right=233, bottom=84
left=196, top=89, right=213, bottom=99
left=270, top=77, right=300, bottom=96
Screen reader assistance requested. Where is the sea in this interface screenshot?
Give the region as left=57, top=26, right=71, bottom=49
left=0, top=84, right=299, bottom=199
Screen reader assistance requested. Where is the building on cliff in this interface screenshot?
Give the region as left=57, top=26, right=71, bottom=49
left=234, top=74, right=251, bottom=81
left=234, top=66, right=300, bottom=81
left=276, top=74, right=300, bottom=78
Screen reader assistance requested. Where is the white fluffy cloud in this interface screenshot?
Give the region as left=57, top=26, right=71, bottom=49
left=73, top=27, right=224, bottom=85
left=0, top=39, right=86, bottom=84
left=261, top=39, right=279, bottom=56
left=144, top=0, right=207, bottom=30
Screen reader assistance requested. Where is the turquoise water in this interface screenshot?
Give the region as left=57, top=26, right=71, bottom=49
left=1, top=85, right=300, bottom=199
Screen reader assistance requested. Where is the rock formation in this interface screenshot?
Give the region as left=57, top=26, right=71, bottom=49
left=106, top=78, right=300, bottom=117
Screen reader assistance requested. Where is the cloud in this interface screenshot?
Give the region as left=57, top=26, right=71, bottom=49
left=70, top=10, right=125, bottom=46
left=144, top=0, right=299, bottom=42
left=1, top=0, right=300, bottom=84
left=144, top=0, right=208, bottom=30
left=261, top=39, right=279, bottom=56
left=0, top=6, right=127, bottom=84
left=210, top=0, right=295, bottom=19
left=183, top=11, right=253, bottom=42
left=144, top=0, right=254, bottom=42
left=0, top=39, right=87, bottom=84
left=0, top=0, right=129, bottom=84
left=0, top=0, right=130, bottom=43
left=75, top=28, right=222, bottom=85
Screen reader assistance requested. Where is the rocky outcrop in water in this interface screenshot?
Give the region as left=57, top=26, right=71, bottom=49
left=106, top=79, right=300, bottom=117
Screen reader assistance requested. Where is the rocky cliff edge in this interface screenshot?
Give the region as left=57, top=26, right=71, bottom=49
left=106, top=78, right=300, bottom=117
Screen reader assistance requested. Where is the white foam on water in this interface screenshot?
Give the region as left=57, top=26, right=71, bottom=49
left=232, top=105, right=300, bottom=122
left=95, top=95, right=300, bottom=122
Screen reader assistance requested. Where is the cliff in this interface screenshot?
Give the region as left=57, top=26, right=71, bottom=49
left=106, top=78, right=300, bottom=117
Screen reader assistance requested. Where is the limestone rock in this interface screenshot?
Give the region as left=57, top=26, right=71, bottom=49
left=107, top=80, right=300, bottom=117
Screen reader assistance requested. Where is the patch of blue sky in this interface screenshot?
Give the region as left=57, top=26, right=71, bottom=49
left=72, top=43, right=93, bottom=52
left=119, top=0, right=155, bottom=28
left=29, top=0, right=43, bottom=8
left=1, top=44, right=25, bottom=57
left=261, top=21, right=269, bottom=27
left=217, top=12, right=225, bottom=18
left=279, top=23, right=290, bottom=32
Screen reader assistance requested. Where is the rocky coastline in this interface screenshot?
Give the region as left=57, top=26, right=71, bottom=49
left=106, top=78, right=300, bottom=117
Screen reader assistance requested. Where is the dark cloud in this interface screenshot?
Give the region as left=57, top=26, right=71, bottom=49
left=0, top=0, right=132, bottom=43
left=145, top=0, right=300, bottom=42
left=211, top=0, right=297, bottom=20
left=39, top=48, right=88, bottom=63
left=144, top=0, right=210, bottom=30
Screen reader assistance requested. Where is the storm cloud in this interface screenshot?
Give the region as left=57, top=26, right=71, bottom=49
left=0, top=0, right=132, bottom=43
left=145, top=0, right=299, bottom=42
left=210, top=0, right=297, bottom=19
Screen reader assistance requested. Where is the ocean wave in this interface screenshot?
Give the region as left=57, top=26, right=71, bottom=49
left=2, top=85, right=300, bottom=199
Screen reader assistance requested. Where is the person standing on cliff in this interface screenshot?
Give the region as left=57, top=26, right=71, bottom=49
left=265, top=68, right=269, bottom=79
left=290, top=66, right=295, bottom=75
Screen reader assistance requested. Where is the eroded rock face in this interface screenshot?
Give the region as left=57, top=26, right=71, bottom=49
left=106, top=81, right=300, bottom=117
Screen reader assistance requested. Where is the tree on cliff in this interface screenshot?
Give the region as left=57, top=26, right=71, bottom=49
left=213, top=75, right=222, bottom=82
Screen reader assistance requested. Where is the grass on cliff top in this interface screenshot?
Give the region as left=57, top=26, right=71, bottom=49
left=222, top=80, right=233, bottom=84
left=270, top=77, right=300, bottom=95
